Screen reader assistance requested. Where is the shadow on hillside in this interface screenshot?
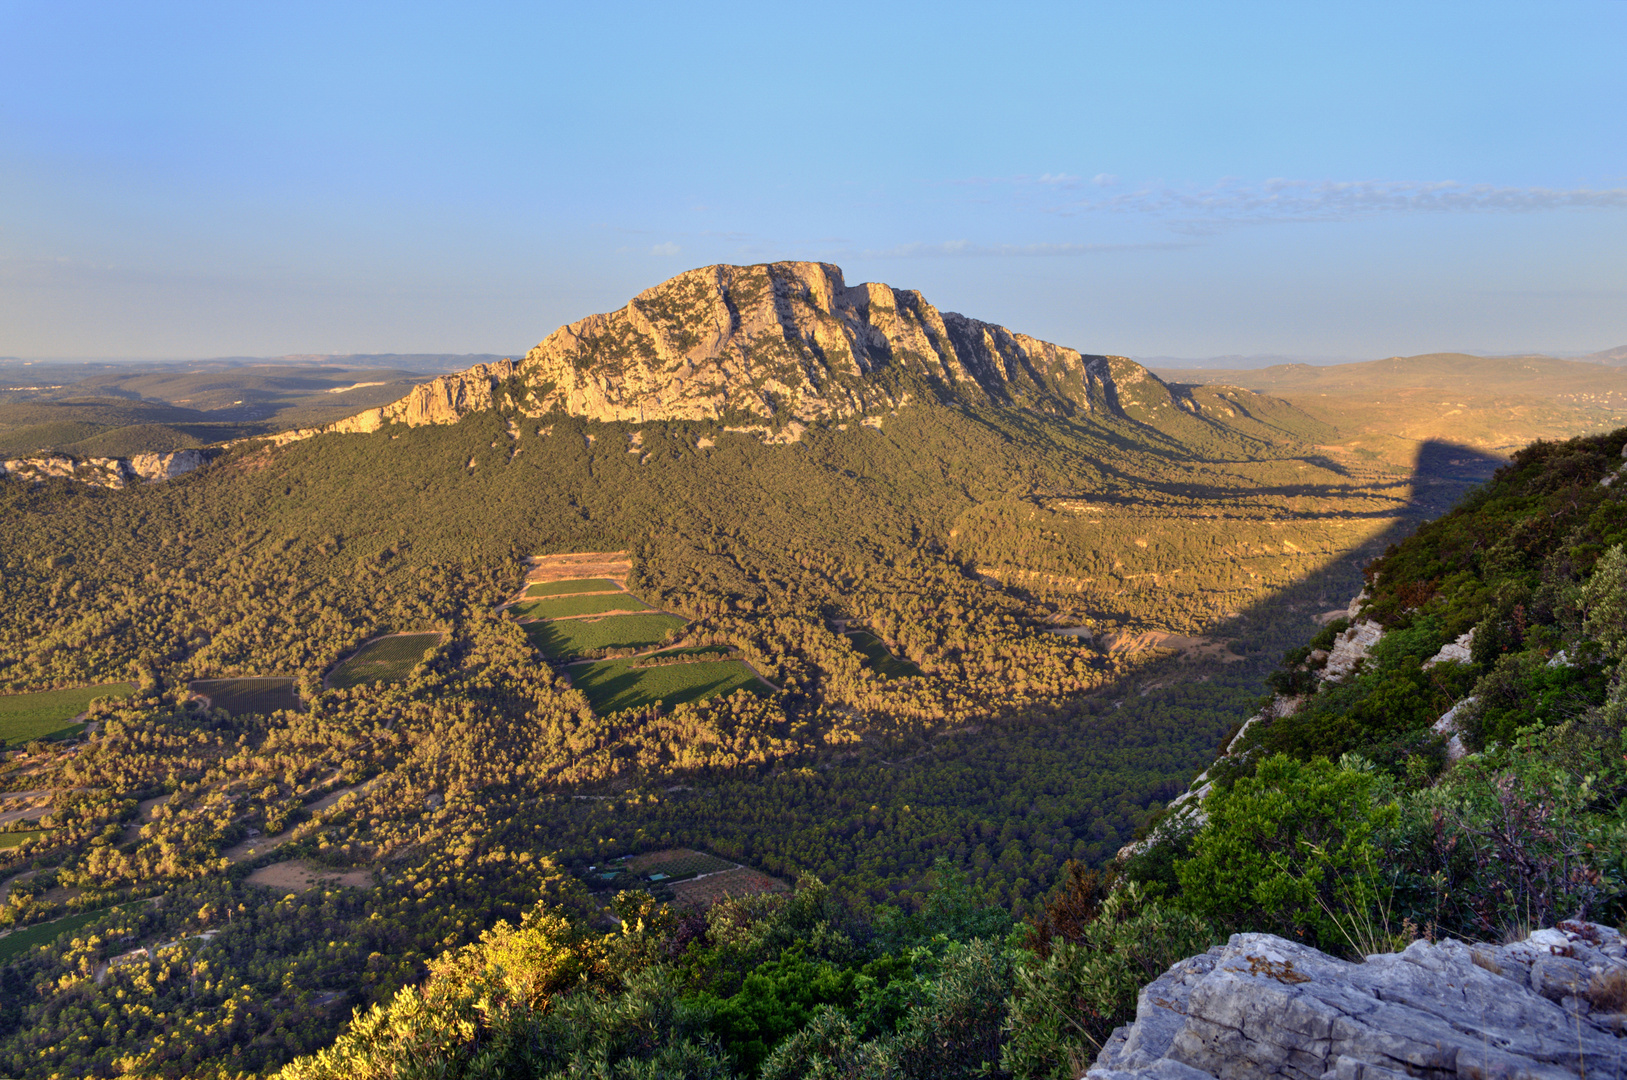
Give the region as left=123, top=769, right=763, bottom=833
left=882, top=439, right=1512, bottom=861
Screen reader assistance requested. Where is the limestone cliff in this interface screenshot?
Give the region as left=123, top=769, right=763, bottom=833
left=0, top=449, right=216, bottom=489
left=518, top=262, right=1114, bottom=424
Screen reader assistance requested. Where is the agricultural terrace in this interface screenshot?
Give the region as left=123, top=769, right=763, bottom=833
left=569, top=654, right=771, bottom=714
left=327, top=633, right=444, bottom=689
left=189, top=677, right=301, bottom=717
left=523, top=578, right=622, bottom=598
left=846, top=630, right=924, bottom=679
left=524, top=613, right=685, bottom=660
left=510, top=593, right=651, bottom=620
left=0, top=683, right=134, bottom=744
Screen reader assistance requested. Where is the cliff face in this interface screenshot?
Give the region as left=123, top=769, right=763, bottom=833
left=0, top=449, right=216, bottom=488
left=325, top=360, right=519, bottom=434
left=518, top=262, right=1117, bottom=424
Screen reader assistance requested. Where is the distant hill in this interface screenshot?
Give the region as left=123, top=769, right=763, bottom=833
left=1579, top=344, right=1627, bottom=365
left=0, top=358, right=495, bottom=456
left=1153, top=351, right=1627, bottom=468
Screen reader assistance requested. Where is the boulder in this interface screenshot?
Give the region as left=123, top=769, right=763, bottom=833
left=1088, top=924, right=1627, bottom=1080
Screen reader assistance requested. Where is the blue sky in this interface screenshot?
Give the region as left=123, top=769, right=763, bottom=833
left=2, top=1, right=1624, bottom=359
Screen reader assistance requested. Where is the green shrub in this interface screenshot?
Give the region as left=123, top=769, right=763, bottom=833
left=1002, top=883, right=1217, bottom=1080
left=1174, top=753, right=1399, bottom=953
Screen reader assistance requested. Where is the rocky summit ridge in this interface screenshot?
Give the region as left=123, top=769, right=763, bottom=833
left=518, top=261, right=1119, bottom=425
left=273, top=261, right=1299, bottom=445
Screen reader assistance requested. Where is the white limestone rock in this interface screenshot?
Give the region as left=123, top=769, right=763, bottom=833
left=1422, top=628, right=1474, bottom=669
left=1321, top=620, right=1384, bottom=683
left=1088, top=923, right=1627, bottom=1080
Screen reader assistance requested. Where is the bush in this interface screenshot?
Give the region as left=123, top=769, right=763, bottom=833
left=1174, top=753, right=1399, bottom=953
left=1002, top=884, right=1217, bottom=1080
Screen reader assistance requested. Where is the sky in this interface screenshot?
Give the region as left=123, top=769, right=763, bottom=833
left=2, top=1, right=1625, bottom=361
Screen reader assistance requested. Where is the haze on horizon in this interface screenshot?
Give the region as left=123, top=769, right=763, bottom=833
left=2, top=1, right=1623, bottom=362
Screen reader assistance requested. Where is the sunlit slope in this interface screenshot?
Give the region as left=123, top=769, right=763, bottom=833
left=1157, top=353, right=1627, bottom=466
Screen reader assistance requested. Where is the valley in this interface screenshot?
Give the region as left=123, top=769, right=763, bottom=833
left=0, top=263, right=1623, bottom=1078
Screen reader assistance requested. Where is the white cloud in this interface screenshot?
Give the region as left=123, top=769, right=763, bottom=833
left=650, top=242, right=681, bottom=256
left=1053, top=178, right=1627, bottom=229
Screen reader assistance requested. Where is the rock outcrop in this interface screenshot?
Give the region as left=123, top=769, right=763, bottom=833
left=1089, top=923, right=1627, bottom=1080
left=0, top=448, right=216, bottom=488
left=263, top=360, right=520, bottom=446
left=518, top=262, right=1118, bottom=425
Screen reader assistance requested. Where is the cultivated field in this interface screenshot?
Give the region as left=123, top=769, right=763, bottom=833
left=846, top=631, right=923, bottom=679
left=0, top=908, right=105, bottom=963
left=511, top=593, right=651, bottom=620
left=245, top=859, right=373, bottom=894
left=671, top=867, right=790, bottom=908
left=525, top=614, right=685, bottom=660
left=570, top=655, right=770, bottom=713
left=523, top=578, right=622, bottom=598
left=327, top=633, right=443, bottom=689
left=0, top=830, right=45, bottom=849
left=627, top=849, right=737, bottom=878
left=0, top=683, right=134, bottom=743
left=609, top=849, right=789, bottom=908
left=189, top=678, right=301, bottom=717
left=523, top=551, right=632, bottom=584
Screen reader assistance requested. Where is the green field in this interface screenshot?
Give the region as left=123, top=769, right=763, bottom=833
left=327, top=633, right=443, bottom=689
left=0, top=908, right=106, bottom=964
left=847, top=631, right=923, bottom=679
left=525, top=614, right=686, bottom=660
left=0, top=830, right=45, bottom=849
left=570, top=656, right=771, bottom=713
left=511, top=593, right=650, bottom=619
left=0, top=683, right=134, bottom=744
left=190, top=678, right=301, bottom=716
left=523, top=578, right=622, bottom=598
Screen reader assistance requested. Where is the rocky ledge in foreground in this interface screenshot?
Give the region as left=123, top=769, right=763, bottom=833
left=1090, top=923, right=1627, bottom=1080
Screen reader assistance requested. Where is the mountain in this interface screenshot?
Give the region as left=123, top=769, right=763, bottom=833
left=1580, top=344, right=1627, bottom=365
left=520, top=261, right=1111, bottom=424
left=292, top=262, right=1331, bottom=458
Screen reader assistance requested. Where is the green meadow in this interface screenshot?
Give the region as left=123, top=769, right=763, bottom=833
left=524, top=614, right=686, bottom=660
left=523, top=578, right=622, bottom=597
left=327, top=633, right=444, bottom=689
left=846, top=631, right=924, bottom=679
left=570, top=656, right=772, bottom=713
left=0, top=909, right=107, bottom=964
left=0, top=683, right=134, bottom=744
left=512, top=593, right=650, bottom=620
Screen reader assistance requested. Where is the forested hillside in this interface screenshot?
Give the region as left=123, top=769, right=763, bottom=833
left=254, top=427, right=1627, bottom=1080
left=0, top=268, right=1566, bottom=1077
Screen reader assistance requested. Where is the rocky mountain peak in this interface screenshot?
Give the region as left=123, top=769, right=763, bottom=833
left=518, top=261, right=1120, bottom=424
